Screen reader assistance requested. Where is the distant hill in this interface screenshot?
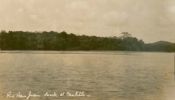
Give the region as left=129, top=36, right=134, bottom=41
left=144, top=41, right=175, bottom=52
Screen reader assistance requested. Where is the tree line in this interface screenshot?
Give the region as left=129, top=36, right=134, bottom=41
left=0, top=31, right=174, bottom=52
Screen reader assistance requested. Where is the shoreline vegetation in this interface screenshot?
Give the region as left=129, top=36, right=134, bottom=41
left=0, top=30, right=175, bottom=52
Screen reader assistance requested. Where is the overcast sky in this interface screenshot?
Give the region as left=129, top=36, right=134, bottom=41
left=0, top=0, right=175, bottom=43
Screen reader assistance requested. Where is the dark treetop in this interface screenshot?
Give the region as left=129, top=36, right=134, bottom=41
left=0, top=31, right=175, bottom=52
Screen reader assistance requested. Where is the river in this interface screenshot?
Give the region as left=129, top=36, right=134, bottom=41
left=0, top=51, right=174, bottom=100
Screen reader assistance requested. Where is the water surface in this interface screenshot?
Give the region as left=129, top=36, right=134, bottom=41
left=0, top=51, right=174, bottom=100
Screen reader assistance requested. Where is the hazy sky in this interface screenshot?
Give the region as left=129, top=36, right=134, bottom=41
left=0, top=0, right=175, bottom=43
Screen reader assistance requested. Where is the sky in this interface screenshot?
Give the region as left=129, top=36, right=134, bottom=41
left=0, top=0, right=175, bottom=43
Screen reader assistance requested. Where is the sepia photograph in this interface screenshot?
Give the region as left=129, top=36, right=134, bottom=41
left=0, top=0, right=175, bottom=100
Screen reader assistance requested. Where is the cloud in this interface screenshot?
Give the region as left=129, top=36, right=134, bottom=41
left=0, top=0, right=174, bottom=42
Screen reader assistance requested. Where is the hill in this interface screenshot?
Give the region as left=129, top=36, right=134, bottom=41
left=144, top=41, right=175, bottom=52
left=0, top=31, right=174, bottom=52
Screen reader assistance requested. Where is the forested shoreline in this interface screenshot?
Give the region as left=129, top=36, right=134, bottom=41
left=0, top=31, right=175, bottom=52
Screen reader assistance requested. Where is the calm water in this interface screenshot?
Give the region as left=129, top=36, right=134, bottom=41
left=0, top=51, right=174, bottom=100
